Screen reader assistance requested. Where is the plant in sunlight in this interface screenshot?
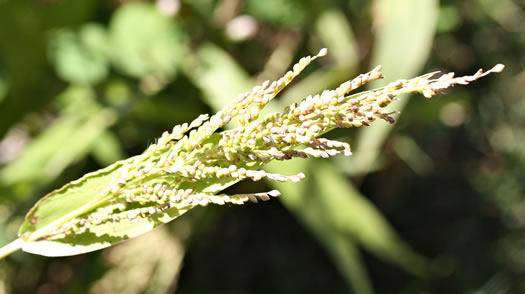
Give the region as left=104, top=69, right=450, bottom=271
left=0, top=49, right=503, bottom=259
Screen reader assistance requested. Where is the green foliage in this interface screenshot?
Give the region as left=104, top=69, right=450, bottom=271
left=0, top=1, right=518, bottom=293
left=49, top=2, right=186, bottom=84
left=0, top=86, right=116, bottom=189
left=2, top=47, right=502, bottom=262
left=244, top=0, right=306, bottom=28
left=49, top=24, right=110, bottom=84
left=110, top=2, right=186, bottom=79
left=18, top=155, right=195, bottom=257
left=0, top=67, right=8, bottom=103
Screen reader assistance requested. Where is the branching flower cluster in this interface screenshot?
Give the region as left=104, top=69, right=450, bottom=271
left=46, top=49, right=504, bottom=237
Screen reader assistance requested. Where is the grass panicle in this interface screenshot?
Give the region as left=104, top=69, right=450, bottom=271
left=0, top=49, right=503, bottom=259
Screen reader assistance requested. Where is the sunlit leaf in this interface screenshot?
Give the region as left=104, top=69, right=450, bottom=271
left=16, top=132, right=241, bottom=257
left=315, top=9, right=359, bottom=67
left=90, top=131, right=127, bottom=166
left=48, top=24, right=110, bottom=84
left=109, top=2, right=186, bottom=79
left=183, top=43, right=252, bottom=112
left=0, top=86, right=116, bottom=189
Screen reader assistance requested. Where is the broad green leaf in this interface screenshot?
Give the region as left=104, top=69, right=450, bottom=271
left=16, top=133, right=241, bottom=256
left=109, top=2, right=186, bottom=79
left=48, top=24, right=110, bottom=84
left=0, top=0, right=101, bottom=139
left=0, top=86, right=116, bottom=190
left=19, top=158, right=146, bottom=255
left=324, top=235, right=373, bottom=294
left=19, top=164, right=195, bottom=256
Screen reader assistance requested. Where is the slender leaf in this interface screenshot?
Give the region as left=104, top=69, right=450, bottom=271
left=340, top=0, right=439, bottom=175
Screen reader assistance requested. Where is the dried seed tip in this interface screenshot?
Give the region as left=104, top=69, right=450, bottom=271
left=369, top=66, right=383, bottom=80
left=491, top=64, right=505, bottom=73
left=268, top=190, right=281, bottom=197
left=317, top=48, right=328, bottom=57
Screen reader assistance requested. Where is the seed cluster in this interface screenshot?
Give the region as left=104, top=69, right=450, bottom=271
left=49, top=49, right=503, bottom=238
left=216, top=66, right=387, bottom=164
left=53, top=200, right=181, bottom=236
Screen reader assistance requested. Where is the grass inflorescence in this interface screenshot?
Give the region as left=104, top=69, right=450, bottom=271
left=0, top=49, right=504, bottom=258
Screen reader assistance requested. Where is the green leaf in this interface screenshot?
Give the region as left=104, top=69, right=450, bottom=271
left=267, top=159, right=428, bottom=284
left=90, top=131, right=127, bottom=166
left=19, top=159, right=140, bottom=256
left=267, top=159, right=375, bottom=294
left=0, top=86, right=116, bottom=190
left=15, top=132, right=243, bottom=257
left=339, top=0, right=439, bottom=175
left=109, top=2, right=186, bottom=79
left=244, top=0, right=306, bottom=28
left=48, top=24, right=110, bottom=84
left=315, top=9, right=359, bottom=67
left=16, top=153, right=193, bottom=257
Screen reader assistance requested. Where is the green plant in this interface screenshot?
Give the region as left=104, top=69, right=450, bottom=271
left=0, top=49, right=503, bottom=259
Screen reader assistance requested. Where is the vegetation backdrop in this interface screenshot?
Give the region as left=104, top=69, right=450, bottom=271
left=0, top=0, right=523, bottom=293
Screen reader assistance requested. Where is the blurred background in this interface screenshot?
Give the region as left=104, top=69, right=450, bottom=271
left=0, top=0, right=523, bottom=293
